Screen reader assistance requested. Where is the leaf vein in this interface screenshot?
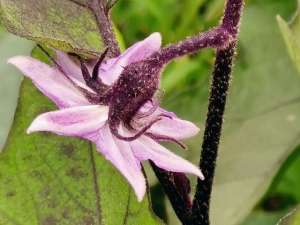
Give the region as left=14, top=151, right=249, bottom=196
left=89, top=142, right=103, bottom=225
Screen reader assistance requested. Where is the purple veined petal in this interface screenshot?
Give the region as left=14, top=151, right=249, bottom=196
left=99, top=32, right=162, bottom=85
left=27, top=105, right=108, bottom=142
left=55, top=51, right=85, bottom=83
left=137, top=103, right=200, bottom=140
left=131, top=136, right=204, bottom=180
left=8, top=56, right=90, bottom=108
left=96, top=126, right=146, bottom=201
left=55, top=51, right=99, bottom=94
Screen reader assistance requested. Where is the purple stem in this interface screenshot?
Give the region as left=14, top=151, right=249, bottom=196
left=150, top=162, right=193, bottom=224
left=148, top=1, right=243, bottom=224
left=191, top=1, right=244, bottom=224
left=148, top=25, right=234, bottom=225
left=88, top=0, right=120, bottom=57
left=157, top=27, right=231, bottom=64
left=70, top=0, right=121, bottom=57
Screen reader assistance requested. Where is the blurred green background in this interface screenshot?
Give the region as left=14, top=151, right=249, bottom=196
left=1, top=0, right=300, bottom=224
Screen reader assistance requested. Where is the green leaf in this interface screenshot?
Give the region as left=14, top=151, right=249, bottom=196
left=241, top=210, right=287, bottom=225
left=0, top=0, right=104, bottom=54
left=176, top=0, right=206, bottom=38
left=278, top=207, right=300, bottom=225
left=162, top=57, right=202, bottom=93
left=0, top=51, right=163, bottom=225
left=277, top=0, right=300, bottom=74
left=204, top=0, right=225, bottom=23
left=240, top=148, right=300, bottom=225
left=161, top=1, right=300, bottom=224
left=266, top=146, right=300, bottom=204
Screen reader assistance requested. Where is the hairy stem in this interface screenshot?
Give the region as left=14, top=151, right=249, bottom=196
left=70, top=0, right=120, bottom=57
left=88, top=0, right=120, bottom=57
left=191, top=44, right=236, bottom=225
left=157, top=27, right=232, bottom=64
left=149, top=27, right=230, bottom=223
left=191, top=1, right=244, bottom=225
left=150, top=1, right=244, bottom=224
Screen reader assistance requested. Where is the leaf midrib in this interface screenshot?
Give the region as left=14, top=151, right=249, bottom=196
left=89, top=142, right=103, bottom=225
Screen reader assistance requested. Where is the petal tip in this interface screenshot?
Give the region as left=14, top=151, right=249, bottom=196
left=187, top=123, right=200, bottom=138
left=26, top=123, right=37, bottom=134
left=151, top=32, right=162, bottom=39
left=26, top=115, right=46, bottom=134
left=194, top=125, right=201, bottom=134
left=7, top=56, right=21, bottom=65
left=136, top=193, right=144, bottom=202
left=150, top=32, right=162, bottom=47
left=199, top=172, right=205, bottom=181
left=130, top=175, right=146, bottom=202
left=135, top=184, right=146, bottom=202
left=193, top=167, right=204, bottom=180
left=26, top=127, right=34, bottom=134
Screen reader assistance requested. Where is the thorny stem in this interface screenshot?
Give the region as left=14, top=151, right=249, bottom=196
left=191, top=1, right=244, bottom=225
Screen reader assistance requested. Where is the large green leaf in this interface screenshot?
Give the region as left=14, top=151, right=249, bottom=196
left=0, top=56, right=162, bottom=224
left=266, top=146, right=300, bottom=205
left=242, top=210, right=287, bottom=225
left=161, top=0, right=300, bottom=224
left=240, top=147, right=300, bottom=225
left=211, top=2, right=300, bottom=224
left=0, top=0, right=104, bottom=54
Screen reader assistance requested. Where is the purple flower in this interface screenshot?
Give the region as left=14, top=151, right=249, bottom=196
left=8, top=33, right=204, bottom=201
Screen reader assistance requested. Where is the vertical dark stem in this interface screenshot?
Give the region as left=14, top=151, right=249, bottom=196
left=191, top=44, right=236, bottom=225
left=89, top=0, right=121, bottom=57
left=191, top=1, right=244, bottom=225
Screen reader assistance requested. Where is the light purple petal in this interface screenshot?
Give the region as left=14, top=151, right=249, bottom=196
left=55, top=52, right=98, bottom=94
left=137, top=103, right=200, bottom=140
left=131, top=136, right=204, bottom=180
left=55, top=51, right=85, bottom=83
left=96, top=126, right=146, bottom=201
left=149, top=113, right=200, bottom=140
left=99, top=32, right=162, bottom=85
left=27, top=105, right=108, bottom=141
left=8, top=56, right=90, bottom=108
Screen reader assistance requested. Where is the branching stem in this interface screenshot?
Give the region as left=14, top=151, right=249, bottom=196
left=157, top=27, right=232, bottom=64
left=191, top=1, right=244, bottom=225
left=149, top=1, right=244, bottom=224
left=68, top=1, right=244, bottom=224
